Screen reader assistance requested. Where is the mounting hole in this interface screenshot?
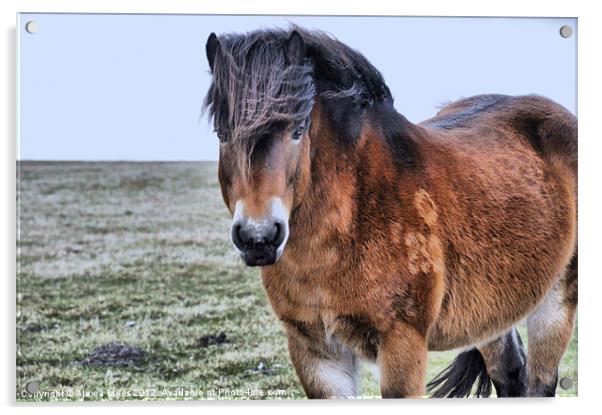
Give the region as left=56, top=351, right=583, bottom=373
left=25, top=381, right=40, bottom=394
left=559, top=377, right=573, bottom=390
left=559, top=25, right=573, bottom=38
left=25, top=21, right=38, bottom=34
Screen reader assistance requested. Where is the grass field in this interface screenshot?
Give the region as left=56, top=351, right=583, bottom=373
left=16, top=161, right=577, bottom=401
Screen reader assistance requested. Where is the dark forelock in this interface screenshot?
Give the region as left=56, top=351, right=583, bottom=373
left=203, top=26, right=392, bottom=149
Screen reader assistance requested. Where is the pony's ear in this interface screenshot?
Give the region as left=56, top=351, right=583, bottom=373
left=206, top=32, right=220, bottom=71
left=285, top=30, right=305, bottom=66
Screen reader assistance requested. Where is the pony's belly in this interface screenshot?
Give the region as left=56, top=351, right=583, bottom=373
left=426, top=271, right=558, bottom=351
left=426, top=203, right=576, bottom=350
left=427, top=323, right=509, bottom=351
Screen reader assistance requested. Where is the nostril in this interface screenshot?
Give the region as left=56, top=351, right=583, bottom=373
left=272, top=221, right=286, bottom=246
left=273, top=222, right=281, bottom=243
left=231, top=222, right=245, bottom=249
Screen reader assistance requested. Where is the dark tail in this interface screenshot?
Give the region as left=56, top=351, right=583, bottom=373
left=427, top=348, right=492, bottom=398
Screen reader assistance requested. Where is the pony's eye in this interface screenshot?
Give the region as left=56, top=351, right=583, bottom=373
left=292, top=127, right=304, bottom=140
left=216, top=129, right=228, bottom=143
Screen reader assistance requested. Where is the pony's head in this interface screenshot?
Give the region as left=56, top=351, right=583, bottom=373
left=203, top=27, right=391, bottom=266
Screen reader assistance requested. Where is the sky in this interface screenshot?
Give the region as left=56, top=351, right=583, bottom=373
left=17, top=14, right=577, bottom=161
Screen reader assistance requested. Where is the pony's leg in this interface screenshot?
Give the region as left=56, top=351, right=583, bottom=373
left=287, top=334, right=359, bottom=399
left=378, top=322, right=427, bottom=398
left=526, top=256, right=578, bottom=397
left=477, top=327, right=527, bottom=397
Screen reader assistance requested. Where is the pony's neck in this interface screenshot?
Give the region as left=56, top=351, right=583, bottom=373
left=287, top=101, right=423, bottom=252
left=287, top=104, right=367, bottom=249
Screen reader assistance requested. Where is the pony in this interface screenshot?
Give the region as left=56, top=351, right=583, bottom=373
left=202, top=26, right=577, bottom=398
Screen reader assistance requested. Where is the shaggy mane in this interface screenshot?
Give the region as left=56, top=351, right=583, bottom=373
left=203, top=26, right=392, bottom=150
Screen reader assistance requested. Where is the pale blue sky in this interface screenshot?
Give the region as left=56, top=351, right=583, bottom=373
left=18, top=14, right=576, bottom=160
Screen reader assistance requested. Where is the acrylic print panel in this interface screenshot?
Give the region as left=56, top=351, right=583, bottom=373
left=17, top=14, right=577, bottom=401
